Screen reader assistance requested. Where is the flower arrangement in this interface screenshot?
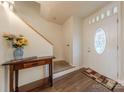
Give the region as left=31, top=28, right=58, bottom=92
left=3, top=33, right=28, bottom=48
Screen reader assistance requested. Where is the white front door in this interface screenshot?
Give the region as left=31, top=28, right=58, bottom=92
left=83, top=13, right=118, bottom=80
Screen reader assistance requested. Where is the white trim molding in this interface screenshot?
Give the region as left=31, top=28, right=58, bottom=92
left=117, top=80, right=124, bottom=86
left=53, top=66, right=83, bottom=79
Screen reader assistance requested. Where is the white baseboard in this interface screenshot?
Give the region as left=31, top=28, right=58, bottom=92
left=53, top=59, right=65, bottom=62
left=53, top=65, right=83, bottom=79
left=53, top=66, right=124, bottom=87
left=117, top=80, right=124, bottom=86
left=53, top=64, right=124, bottom=88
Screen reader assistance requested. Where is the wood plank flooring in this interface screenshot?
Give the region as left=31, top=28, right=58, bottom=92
left=34, top=68, right=124, bottom=92
left=53, top=61, right=73, bottom=73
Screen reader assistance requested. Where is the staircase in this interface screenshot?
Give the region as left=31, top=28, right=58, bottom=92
left=53, top=61, right=73, bottom=73
left=13, top=5, right=53, bottom=46
left=13, top=2, right=74, bottom=74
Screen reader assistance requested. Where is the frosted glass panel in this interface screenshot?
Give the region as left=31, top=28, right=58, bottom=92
left=96, top=16, right=99, bottom=22
left=113, top=6, right=118, bottom=14
left=101, top=13, right=105, bottom=19
left=95, top=28, right=106, bottom=54
left=106, top=10, right=110, bottom=16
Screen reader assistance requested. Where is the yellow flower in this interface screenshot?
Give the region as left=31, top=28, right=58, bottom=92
left=3, top=32, right=10, bottom=36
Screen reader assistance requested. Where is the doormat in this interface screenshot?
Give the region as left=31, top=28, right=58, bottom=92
left=82, top=68, right=118, bottom=91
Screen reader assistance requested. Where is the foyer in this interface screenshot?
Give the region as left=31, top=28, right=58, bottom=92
left=0, top=1, right=124, bottom=92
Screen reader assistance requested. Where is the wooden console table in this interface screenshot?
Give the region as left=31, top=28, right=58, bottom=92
left=2, top=56, right=54, bottom=92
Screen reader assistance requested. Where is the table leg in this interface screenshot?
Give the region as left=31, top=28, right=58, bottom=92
left=49, top=63, right=53, bottom=86
left=15, top=70, right=19, bottom=92
left=9, top=65, right=14, bottom=92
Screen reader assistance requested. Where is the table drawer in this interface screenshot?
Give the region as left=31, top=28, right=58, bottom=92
left=14, top=59, right=52, bottom=70
left=23, top=61, right=46, bottom=68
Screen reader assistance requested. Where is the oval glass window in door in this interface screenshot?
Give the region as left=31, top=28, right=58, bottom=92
left=95, top=28, right=106, bottom=54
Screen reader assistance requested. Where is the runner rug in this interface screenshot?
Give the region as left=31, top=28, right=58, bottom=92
left=82, top=68, right=118, bottom=91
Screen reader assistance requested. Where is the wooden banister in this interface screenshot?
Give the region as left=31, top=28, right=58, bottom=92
left=13, top=8, right=54, bottom=46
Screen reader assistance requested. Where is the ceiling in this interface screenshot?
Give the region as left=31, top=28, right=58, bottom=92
left=37, top=1, right=110, bottom=25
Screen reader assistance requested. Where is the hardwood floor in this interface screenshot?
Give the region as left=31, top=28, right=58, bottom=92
left=37, top=68, right=124, bottom=92
left=53, top=61, right=73, bottom=73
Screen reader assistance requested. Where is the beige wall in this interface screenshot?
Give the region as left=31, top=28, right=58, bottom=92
left=15, top=2, right=65, bottom=61
left=0, top=5, right=53, bottom=91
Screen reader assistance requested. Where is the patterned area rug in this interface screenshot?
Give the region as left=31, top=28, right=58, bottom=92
left=82, top=68, right=118, bottom=91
